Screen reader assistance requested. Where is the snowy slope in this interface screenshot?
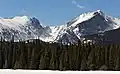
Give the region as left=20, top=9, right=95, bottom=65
left=0, top=10, right=120, bottom=43
left=0, top=16, right=50, bottom=41
left=68, top=10, right=102, bottom=27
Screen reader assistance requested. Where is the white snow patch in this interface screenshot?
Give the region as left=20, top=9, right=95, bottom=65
left=0, top=16, right=30, bottom=31
left=69, top=11, right=96, bottom=27
left=12, top=16, right=30, bottom=25
left=43, top=25, right=67, bottom=42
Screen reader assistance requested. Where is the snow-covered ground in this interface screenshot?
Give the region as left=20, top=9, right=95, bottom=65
left=0, top=70, right=119, bottom=74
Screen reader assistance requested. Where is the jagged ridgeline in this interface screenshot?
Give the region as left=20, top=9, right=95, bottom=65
left=0, top=38, right=120, bottom=71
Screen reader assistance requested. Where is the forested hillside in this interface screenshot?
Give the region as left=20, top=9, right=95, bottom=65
left=0, top=39, right=120, bottom=71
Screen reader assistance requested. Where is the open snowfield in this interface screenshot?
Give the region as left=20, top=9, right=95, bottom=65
left=0, top=70, right=119, bottom=74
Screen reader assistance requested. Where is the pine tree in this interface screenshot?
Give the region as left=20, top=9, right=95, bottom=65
left=0, top=48, right=3, bottom=68
left=39, top=52, right=50, bottom=70
left=0, top=38, right=3, bottom=68
left=3, top=48, right=8, bottom=69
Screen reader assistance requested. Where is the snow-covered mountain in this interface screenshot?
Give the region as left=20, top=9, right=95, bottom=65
left=47, top=10, right=120, bottom=43
left=0, top=16, right=50, bottom=41
left=0, top=10, right=120, bottom=43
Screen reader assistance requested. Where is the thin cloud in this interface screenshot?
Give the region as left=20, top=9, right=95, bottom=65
left=77, top=4, right=85, bottom=9
left=72, top=0, right=85, bottom=9
left=72, top=0, right=77, bottom=4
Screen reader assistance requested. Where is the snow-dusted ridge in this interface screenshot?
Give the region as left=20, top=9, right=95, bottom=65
left=0, top=10, right=120, bottom=43
left=68, top=10, right=100, bottom=27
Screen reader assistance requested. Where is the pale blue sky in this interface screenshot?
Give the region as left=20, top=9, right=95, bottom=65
left=0, top=0, right=119, bottom=25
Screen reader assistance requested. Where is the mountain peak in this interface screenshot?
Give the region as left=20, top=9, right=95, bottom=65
left=93, top=10, right=104, bottom=16
left=67, top=10, right=103, bottom=27
left=96, top=10, right=102, bottom=13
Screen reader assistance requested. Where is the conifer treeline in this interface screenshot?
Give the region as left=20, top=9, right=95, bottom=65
left=0, top=39, right=120, bottom=70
